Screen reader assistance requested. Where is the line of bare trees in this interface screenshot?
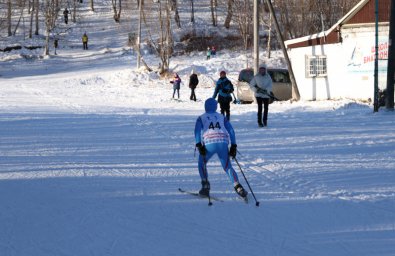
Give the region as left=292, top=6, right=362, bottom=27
left=1, top=0, right=362, bottom=39
left=1, top=0, right=361, bottom=67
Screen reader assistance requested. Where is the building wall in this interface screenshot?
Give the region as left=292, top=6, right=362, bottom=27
left=288, top=25, right=389, bottom=101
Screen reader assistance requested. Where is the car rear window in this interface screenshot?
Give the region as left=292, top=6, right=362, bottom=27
left=238, top=69, right=254, bottom=83
left=268, top=70, right=291, bottom=83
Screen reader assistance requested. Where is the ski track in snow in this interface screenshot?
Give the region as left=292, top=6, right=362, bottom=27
left=0, top=108, right=394, bottom=256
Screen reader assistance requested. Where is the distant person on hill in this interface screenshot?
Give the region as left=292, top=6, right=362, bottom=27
left=211, top=46, right=216, bottom=57
left=206, top=47, right=211, bottom=60
left=54, top=39, right=59, bottom=55
left=82, top=32, right=89, bottom=50
left=170, top=73, right=181, bottom=99
left=249, top=63, right=273, bottom=127
left=213, top=70, right=234, bottom=121
left=189, top=71, right=199, bottom=101
left=63, top=8, right=69, bottom=24
left=194, top=98, right=247, bottom=199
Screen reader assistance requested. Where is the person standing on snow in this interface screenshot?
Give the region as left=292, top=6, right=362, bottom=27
left=63, top=8, right=69, bottom=24
left=213, top=70, right=234, bottom=121
left=249, top=63, right=273, bottom=127
left=170, top=73, right=181, bottom=99
left=206, top=47, right=211, bottom=60
left=189, top=71, right=199, bottom=101
left=82, top=32, right=89, bottom=50
left=194, top=98, right=248, bottom=199
left=211, top=46, right=216, bottom=57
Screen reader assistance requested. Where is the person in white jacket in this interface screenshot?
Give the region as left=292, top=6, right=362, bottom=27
left=249, top=64, right=273, bottom=127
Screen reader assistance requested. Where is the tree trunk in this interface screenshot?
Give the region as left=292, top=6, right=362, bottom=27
left=13, top=0, right=27, bottom=36
left=173, top=0, right=181, bottom=28
left=190, top=0, right=194, bottom=23
left=7, top=0, right=12, bottom=36
left=35, top=0, right=39, bottom=35
left=266, top=12, right=272, bottom=58
left=224, top=0, right=234, bottom=29
left=210, top=0, right=216, bottom=26
left=111, top=0, right=122, bottom=22
left=90, top=0, right=94, bottom=11
left=73, top=0, right=77, bottom=23
left=29, top=0, right=34, bottom=38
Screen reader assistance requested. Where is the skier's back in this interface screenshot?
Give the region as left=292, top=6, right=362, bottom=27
left=194, top=98, right=247, bottom=198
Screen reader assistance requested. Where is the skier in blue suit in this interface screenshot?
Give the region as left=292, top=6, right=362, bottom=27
left=194, top=98, right=248, bottom=198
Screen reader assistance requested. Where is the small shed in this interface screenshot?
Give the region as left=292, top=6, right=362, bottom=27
left=285, top=0, right=391, bottom=101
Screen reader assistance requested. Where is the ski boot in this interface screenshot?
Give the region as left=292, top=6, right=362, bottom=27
left=199, top=180, right=210, bottom=197
left=234, top=183, right=248, bottom=198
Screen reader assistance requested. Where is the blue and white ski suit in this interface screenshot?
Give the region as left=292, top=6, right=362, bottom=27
left=194, top=98, right=240, bottom=184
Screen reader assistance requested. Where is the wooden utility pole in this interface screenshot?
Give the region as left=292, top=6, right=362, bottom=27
left=386, top=0, right=395, bottom=110
left=264, top=0, right=300, bottom=100
left=253, top=0, right=259, bottom=74
left=137, top=0, right=142, bottom=69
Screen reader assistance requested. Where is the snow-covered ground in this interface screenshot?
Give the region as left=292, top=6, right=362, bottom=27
left=1, top=1, right=394, bottom=256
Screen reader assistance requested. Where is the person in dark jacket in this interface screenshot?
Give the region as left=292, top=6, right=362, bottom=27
left=82, top=32, right=89, bottom=50
left=63, top=8, right=69, bottom=24
left=189, top=72, right=199, bottom=101
left=212, top=70, right=234, bottom=120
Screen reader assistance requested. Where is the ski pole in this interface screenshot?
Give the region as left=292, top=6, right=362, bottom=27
left=234, top=158, right=260, bottom=207
left=203, top=156, right=213, bottom=206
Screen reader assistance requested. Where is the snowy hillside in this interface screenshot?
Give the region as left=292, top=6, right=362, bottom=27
left=1, top=1, right=395, bottom=256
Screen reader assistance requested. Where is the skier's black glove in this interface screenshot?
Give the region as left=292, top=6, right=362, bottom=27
left=229, top=144, right=237, bottom=158
left=196, top=142, right=206, bottom=156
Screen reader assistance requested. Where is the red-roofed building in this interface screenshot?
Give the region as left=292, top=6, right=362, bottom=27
left=285, top=0, right=391, bottom=101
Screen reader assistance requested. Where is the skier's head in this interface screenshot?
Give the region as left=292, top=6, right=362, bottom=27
left=204, top=98, right=218, bottom=113
left=219, top=70, right=226, bottom=77
left=259, top=63, right=267, bottom=75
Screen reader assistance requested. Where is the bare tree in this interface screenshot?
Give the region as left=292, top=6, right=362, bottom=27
left=233, top=0, right=253, bottom=67
left=273, top=0, right=361, bottom=40
left=29, top=0, right=34, bottom=38
left=233, top=0, right=252, bottom=49
left=7, top=0, right=12, bottom=36
left=13, top=0, right=27, bottom=36
left=224, top=0, right=234, bottom=29
left=147, top=0, right=173, bottom=73
left=90, top=0, right=94, bottom=11
left=111, top=0, right=122, bottom=22
left=190, top=0, right=194, bottom=23
left=210, top=0, right=217, bottom=26
left=173, top=0, right=181, bottom=28
left=43, top=0, right=60, bottom=55
left=35, top=0, right=39, bottom=35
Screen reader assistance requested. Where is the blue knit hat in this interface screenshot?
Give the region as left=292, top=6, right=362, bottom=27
left=205, top=98, right=218, bottom=113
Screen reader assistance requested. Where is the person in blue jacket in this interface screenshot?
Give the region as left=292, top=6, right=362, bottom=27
left=170, top=73, right=181, bottom=99
left=194, top=98, right=248, bottom=198
left=213, top=70, right=234, bottom=120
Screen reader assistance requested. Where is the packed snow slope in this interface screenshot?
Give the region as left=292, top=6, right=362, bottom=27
left=1, top=1, right=395, bottom=256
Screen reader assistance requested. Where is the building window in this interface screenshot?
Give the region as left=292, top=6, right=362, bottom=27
left=305, top=55, right=327, bottom=77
